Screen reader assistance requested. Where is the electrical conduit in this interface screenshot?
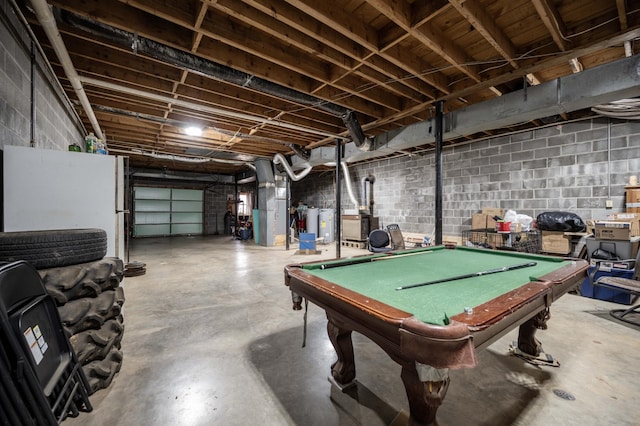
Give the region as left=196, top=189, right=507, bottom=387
left=30, top=0, right=104, bottom=141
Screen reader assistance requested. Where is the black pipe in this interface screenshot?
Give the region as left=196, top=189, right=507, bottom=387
left=335, top=139, right=342, bottom=258
left=435, top=101, right=444, bottom=245
left=58, top=10, right=348, bottom=118
left=342, top=110, right=372, bottom=151
left=289, top=144, right=311, bottom=161
left=285, top=175, right=290, bottom=251
left=30, top=40, right=35, bottom=147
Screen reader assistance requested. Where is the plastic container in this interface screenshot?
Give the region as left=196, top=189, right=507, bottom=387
left=84, top=132, right=97, bottom=153
left=96, top=139, right=107, bottom=155
left=299, top=233, right=316, bottom=250
left=580, top=266, right=635, bottom=304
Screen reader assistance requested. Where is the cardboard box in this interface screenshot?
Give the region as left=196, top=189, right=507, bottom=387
left=594, top=221, right=633, bottom=240
left=471, top=213, right=498, bottom=230
left=541, top=231, right=571, bottom=254
left=481, top=208, right=504, bottom=218
left=604, top=213, right=640, bottom=236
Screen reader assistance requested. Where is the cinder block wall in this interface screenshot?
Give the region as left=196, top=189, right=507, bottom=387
left=292, top=118, right=640, bottom=242
left=0, top=0, right=84, bottom=152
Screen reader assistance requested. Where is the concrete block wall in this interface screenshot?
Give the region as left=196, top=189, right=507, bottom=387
left=292, top=117, right=640, bottom=242
left=0, top=0, right=84, bottom=152
left=203, top=183, right=232, bottom=235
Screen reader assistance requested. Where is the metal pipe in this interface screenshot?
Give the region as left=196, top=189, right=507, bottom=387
left=608, top=119, right=611, bottom=199
left=30, top=0, right=104, bottom=140
left=272, top=153, right=312, bottom=181
left=81, top=76, right=341, bottom=139
left=342, top=110, right=372, bottom=151
left=126, top=149, right=253, bottom=166
left=361, top=176, right=369, bottom=209
left=335, top=139, right=342, bottom=258
left=285, top=175, right=290, bottom=251
left=59, top=9, right=348, bottom=118
left=340, top=162, right=359, bottom=208
left=435, top=100, right=444, bottom=245
left=7, top=0, right=86, bottom=137
left=30, top=40, right=35, bottom=147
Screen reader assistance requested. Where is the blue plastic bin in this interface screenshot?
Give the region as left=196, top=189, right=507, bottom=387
left=299, top=233, right=316, bottom=250
left=580, top=266, right=636, bottom=304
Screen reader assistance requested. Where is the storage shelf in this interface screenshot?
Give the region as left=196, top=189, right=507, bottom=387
left=462, top=229, right=541, bottom=253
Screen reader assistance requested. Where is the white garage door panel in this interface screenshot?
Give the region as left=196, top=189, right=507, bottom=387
left=133, top=187, right=202, bottom=237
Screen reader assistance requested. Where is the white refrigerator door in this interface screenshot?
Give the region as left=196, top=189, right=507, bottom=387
left=3, top=145, right=122, bottom=258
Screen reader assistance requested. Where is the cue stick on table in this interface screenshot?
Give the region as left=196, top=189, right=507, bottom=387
left=319, top=250, right=430, bottom=269
left=395, top=261, right=537, bottom=290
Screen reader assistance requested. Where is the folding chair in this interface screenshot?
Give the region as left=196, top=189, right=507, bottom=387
left=0, top=342, right=33, bottom=426
left=368, top=229, right=392, bottom=253
left=386, top=224, right=405, bottom=250
left=0, top=261, right=92, bottom=424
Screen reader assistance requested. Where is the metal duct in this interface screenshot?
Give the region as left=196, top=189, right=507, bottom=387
left=340, top=162, right=359, bottom=208
left=342, top=110, right=373, bottom=151
left=290, top=144, right=311, bottom=161
left=254, top=158, right=276, bottom=247
left=30, top=0, right=104, bottom=140
left=272, top=153, right=312, bottom=181
left=292, top=54, right=640, bottom=169
left=58, top=10, right=348, bottom=118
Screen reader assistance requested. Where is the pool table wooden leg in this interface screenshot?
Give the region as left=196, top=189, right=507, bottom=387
left=400, top=362, right=449, bottom=426
left=517, top=308, right=550, bottom=356
left=327, top=316, right=356, bottom=384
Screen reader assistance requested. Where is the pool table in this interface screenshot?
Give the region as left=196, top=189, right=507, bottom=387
left=284, top=245, right=588, bottom=426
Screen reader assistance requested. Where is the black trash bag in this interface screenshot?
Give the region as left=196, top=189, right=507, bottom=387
left=536, top=211, right=586, bottom=232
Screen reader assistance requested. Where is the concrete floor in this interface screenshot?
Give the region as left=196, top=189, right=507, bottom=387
left=65, top=236, right=640, bottom=426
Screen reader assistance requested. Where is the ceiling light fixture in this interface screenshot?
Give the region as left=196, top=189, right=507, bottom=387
left=184, top=126, right=203, bottom=137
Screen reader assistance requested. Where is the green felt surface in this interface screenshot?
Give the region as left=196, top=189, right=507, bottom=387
left=302, top=246, right=570, bottom=325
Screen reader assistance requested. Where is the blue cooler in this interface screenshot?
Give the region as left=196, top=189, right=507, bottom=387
left=580, top=266, right=636, bottom=304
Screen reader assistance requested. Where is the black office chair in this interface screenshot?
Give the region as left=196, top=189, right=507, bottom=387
left=0, top=261, right=92, bottom=424
left=368, top=229, right=393, bottom=253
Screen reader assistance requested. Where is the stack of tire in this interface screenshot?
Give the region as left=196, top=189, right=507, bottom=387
left=0, top=229, right=125, bottom=393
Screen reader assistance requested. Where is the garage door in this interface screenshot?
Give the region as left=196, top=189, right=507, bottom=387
left=133, top=187, right=203, bottom=237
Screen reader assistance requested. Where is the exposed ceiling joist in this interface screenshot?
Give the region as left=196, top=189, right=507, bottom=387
left=14, top=0, right=640, bottom=174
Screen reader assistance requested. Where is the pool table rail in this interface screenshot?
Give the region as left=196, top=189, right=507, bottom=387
left=286, top=264, right=478, bottom=370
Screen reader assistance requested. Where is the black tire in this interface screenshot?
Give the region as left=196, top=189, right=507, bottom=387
left=82, top=347, right=123, bottom=393
left=0, top=229, right=107, bottom=269
left=58, top=287, right=125, bottom=335
left=39, top=257, right=124, bottom=305
left=70, top=316, right=124, bottom=365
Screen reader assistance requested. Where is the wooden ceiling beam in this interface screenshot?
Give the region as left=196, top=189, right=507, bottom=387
left=532, top=0, right=569, bottom=51
left=214, top=1, right=426, bottom=104
left=242, top=0, right=436, bottom=99
left=448, top=0, right=519, bottom=69
left=130, top=1, right=401, bottom=117
left=365, top=0, right=483, bottom=83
